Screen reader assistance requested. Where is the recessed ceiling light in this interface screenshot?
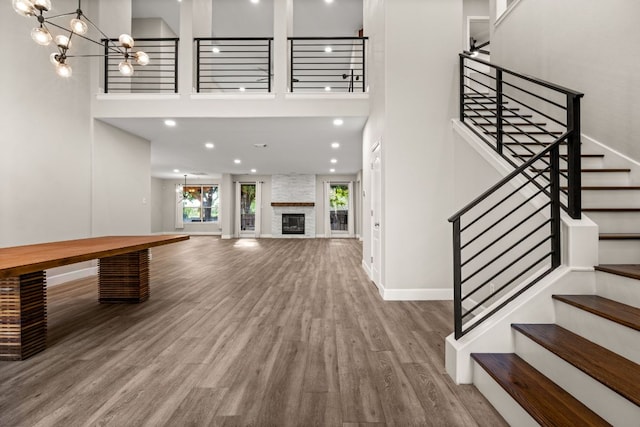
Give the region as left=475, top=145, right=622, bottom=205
left=331, top=142, right=340, bottom=148
left=239, top=87, right=246, bottom=92
left=251, top=0, right=259, bottom=3
left=212, top=47, right=220, bottom=54
left=330, top=168, right=336, bottom=173
left=234, top=159, right=241, bottom=164
left=164, top=119, right=176, bottom=127
left=333, top=118, right=343, bottom=126
left=324, top=46, right=332, bottom=53
left=173, top=169, right=180, bottom=173
left=325, top=0, right=334, bottom=3
left=330, top=158, right=337, bottom=164
left=205, top=142, right=214, bottom=149
left=325, top=86, right=331, bottom=92
left=251, top=169, right=257, bottom=173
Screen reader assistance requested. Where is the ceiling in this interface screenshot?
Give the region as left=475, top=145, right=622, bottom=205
left=125, top=0, right=365, bottom=180
left=101, top=116, right=367, bottom=179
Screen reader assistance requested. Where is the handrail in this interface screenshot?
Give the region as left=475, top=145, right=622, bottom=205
left=449, top=131, right=570, bottom=221
left=452, top=54, right=583, bottom=339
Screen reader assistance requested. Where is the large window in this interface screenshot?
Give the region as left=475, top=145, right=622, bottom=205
left=183, top=185, right=219, bottom=222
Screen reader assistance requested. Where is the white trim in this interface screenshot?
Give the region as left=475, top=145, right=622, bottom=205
left=221, top=234, right=233, bottom=239
left=316, top=234, right=328, bottom=238
left=190, top=93, right=276, bottom=101
left=47, top=267, right=97, bottom=287
left=285, top=93, right=369, bottom=100
left=260, top=234, right=273, bottom=238
left=96, top=93, right=180, bottom=101
left=381, top=287, right=453, bottom=301
left=361, top=259, right=373, bottom=279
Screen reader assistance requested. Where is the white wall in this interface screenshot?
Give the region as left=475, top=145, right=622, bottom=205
left=92, top=120, right=151, bottom=236
left=132, top=0, right=180, bottom=36
left=490, top=0, right=640, bottom=162
left=212, top=0, right=274, bottom=37
left=382, top=0, right=461, bottom=293
left=151, top=177, right=164, bottom=232
left=0, top=0, right=93, bottom=247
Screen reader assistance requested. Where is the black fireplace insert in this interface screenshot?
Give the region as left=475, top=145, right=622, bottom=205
left=282, top=214, right=305, bottom=235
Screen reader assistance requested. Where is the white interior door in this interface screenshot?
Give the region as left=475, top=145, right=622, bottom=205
left=371, top=143, right=382, bottom=287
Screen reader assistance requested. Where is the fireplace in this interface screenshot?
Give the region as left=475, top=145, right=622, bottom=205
left=282, top=214, right=305, bottom=235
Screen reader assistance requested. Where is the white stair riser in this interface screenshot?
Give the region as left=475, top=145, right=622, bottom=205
left=514, top=333, right=639, bottom=426
left=472, top=361, right=539, bottom=427
left=595, top=271, right=640, bottom=308
left=578, top=172, right=630, bottom=186
left=585, top=212, right=640, bottom=233
left=598, top=240, right=640, bottom=264
left=554, top=300, right=640, bottom=364
left=582, top=190, right=640, bottom=209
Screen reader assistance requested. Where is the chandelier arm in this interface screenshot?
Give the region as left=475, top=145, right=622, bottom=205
left=44, top=11, right=76, bottom=20
left=80, top=14, right=127, bottom=56
left=45, top=20, right=122, bottom=54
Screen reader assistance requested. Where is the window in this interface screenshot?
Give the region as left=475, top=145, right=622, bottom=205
left=329, top=183, right=349, bottom=232
left=183, top=185, right=219, bottom=222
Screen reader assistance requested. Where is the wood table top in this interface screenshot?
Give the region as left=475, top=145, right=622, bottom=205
left=0, top=235, right=189, bottom=279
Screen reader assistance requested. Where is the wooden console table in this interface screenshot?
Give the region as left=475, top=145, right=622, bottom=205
left=0, top=235, right=189, bottom=361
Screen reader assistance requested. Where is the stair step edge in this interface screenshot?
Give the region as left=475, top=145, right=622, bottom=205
left=471, top=353, right=611, bottom=426
left=596, top=264, right=640, bottom=280
left=599, top=234, right=640, bottom=240
left=552, top=295, right=640, bottom=331
left=511, top=323, right=640, bottom=406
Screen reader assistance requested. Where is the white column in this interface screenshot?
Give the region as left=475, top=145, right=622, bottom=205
left=178, top=0, right=194, bottom=94
left=273, top=0, right=292, bottom=97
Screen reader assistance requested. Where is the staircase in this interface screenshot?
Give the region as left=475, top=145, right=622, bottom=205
left=462, top=99, right=640, bottom=426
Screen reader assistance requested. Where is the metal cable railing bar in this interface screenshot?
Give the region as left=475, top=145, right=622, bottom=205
left=459, top=53, right=583, bottom=219
left=289, top=37, right=367, bottom=93
left=195, top=38, right=273, bottom=93
left=103, top=38, right=178, bottom=93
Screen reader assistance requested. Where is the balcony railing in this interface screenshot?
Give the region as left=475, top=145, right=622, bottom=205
left=103, top=38, right=179, bottom=94
left=194, top=38, right=273, bottom=93
left=289, top=37, right=367, bottom=93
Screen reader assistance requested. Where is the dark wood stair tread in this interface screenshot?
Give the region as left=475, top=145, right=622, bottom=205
left=552, top=295, right=640, bottom=331
left=477, top=122, right=547, bottom=127
left=599, top=233, right=640, bottom=240
left=512, top=324, right=640, bottom=406
left=471, top=353, right=611, bottom=426
left=520, top=154, right=604, bottom=159
left=530, top=168, right=631, bottom=173
left=583, top=208, right=640, bottom=212
left=565, top=186, right=640, bottom=190
left=484, top=131, right=564, bottom=135
left=596, top=264, right=640, bottom=280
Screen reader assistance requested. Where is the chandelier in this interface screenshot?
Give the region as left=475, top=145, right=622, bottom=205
left=12, top=0, right=149, bottom=78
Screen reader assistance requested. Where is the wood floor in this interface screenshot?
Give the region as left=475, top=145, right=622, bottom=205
left=0, top=237, right=506, bottom=426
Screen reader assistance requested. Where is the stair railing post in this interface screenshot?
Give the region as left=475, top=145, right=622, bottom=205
left=550, top=143, right=562, bottom=267
left=496, top=69, right=504, bottom=155
left=453, top=218, right=463, bottom=339
left=459, top=55, right=465, bottom=122
left=196, top=39, right=201, bottom=93
left=566, top=94, right=582, bottom=219
left=103, top=39, right=109, bottom=93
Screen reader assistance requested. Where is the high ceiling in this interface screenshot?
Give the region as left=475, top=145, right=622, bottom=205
left=126, top=0, right=365, bottom=180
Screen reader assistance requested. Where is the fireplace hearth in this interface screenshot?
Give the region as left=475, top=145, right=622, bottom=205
left=282, top=214, right=305, bottom=235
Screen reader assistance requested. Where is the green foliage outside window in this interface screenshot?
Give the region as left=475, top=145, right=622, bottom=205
left=183, top=185, right=219, bottom=222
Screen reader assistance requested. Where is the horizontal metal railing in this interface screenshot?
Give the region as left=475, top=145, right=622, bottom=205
left=452, top=54, right=584, bottom=339
left=103, top=38, right=178, bottom=93
left=289, top=37, right=367, bottom=93
left=459, top=53, right=584, bottom=219
left=195, top=38, right=273, bottom=93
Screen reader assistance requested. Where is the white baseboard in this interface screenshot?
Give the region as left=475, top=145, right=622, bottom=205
left=316, top=234, right=328, bottom=238
left=361, top=259, right=373, bottom=279
left=381, top=287, right=453, bottom=301
left=221, top=234, right=233, bottom=239
left=47, top=267, right=97, bottom=287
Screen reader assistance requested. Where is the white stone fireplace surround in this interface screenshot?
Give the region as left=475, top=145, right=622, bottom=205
left=271, top=174, right=316, bottom=238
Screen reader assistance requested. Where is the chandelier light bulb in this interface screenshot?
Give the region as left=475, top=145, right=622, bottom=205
left=32, top=0, right=51, bottom=11
left=49, top=52, right=61, bottom=65
left=31, top=26, right=52, bottom=45
left=55, top=34, right=72, bottom=49
left=118, top=34, right=134, bottom=49
left=70, top=18, right=88, bottom=35
left=55, top=62, right=72, bottom=78
left=135, top=51, right=150, bottom=66
left=118, top=60, right=134, bottom=76
left=12, top=0, right=36, bottom=16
